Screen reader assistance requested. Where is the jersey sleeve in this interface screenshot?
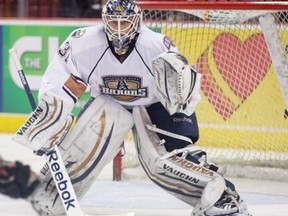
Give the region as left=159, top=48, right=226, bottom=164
left=39, top=29, right=87, bottom=103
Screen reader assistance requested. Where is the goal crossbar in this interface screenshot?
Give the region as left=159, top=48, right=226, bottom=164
left=138, top=1, right=288, bottom=10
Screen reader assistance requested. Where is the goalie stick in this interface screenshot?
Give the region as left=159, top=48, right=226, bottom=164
left=9, top=48, right=135, bottom=216
left=9, top=48, right=87, bottom=216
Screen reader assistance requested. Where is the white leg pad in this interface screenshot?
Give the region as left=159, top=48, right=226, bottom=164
left=132, top=106, right=226, bottom=209
left=12, top=91, right=74, bottom=152
left=31, top=95, right=134, bottom=215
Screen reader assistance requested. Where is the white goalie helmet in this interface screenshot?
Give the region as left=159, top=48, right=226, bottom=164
left=102, top=0, right=142, bottom=55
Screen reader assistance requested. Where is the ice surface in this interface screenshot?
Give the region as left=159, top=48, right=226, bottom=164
left=0, top=133, right=288, bottom=216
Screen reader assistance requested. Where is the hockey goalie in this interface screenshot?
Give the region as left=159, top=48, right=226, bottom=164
left=12, top=0, right=252, bottom=215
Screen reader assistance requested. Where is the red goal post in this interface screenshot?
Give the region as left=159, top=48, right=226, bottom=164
left=113, top=0, right=288, bottom=181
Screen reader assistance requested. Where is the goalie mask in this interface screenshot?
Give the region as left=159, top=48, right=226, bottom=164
left=102, top=0, right=142, bottom=55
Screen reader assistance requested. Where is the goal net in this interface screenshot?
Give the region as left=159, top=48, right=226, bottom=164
left=114, top=0, right=288, bottom=182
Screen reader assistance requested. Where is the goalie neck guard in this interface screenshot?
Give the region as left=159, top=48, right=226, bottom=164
left=102, top=0, right=142, bottom=55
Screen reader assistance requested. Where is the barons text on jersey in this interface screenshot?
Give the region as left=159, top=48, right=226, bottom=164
left=100, top=75, right=148, bottom=102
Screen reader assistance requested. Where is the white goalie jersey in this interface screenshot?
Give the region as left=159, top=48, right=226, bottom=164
left=40, top=24, right=201, bottom=115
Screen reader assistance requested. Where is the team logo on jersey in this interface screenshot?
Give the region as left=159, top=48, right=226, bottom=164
left=71, top=28, right=86, bottom=38
left=163, top=36, right=176, bottom=50
left=99, top=76, right=148, bottom=102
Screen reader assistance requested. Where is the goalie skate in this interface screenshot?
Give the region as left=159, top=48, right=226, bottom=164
left=192, top=188, right=252, bottom=216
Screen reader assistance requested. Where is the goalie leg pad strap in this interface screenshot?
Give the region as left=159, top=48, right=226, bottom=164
left=31, top=95, right=134, bottom=215
left=132, top=106, right=226, bottom=209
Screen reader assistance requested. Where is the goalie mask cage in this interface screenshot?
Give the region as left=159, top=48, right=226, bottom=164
left=113, top=0, right=288, bottom=181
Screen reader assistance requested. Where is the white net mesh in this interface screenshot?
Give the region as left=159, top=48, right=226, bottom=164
left=119, top=3, right=288, bottom=181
